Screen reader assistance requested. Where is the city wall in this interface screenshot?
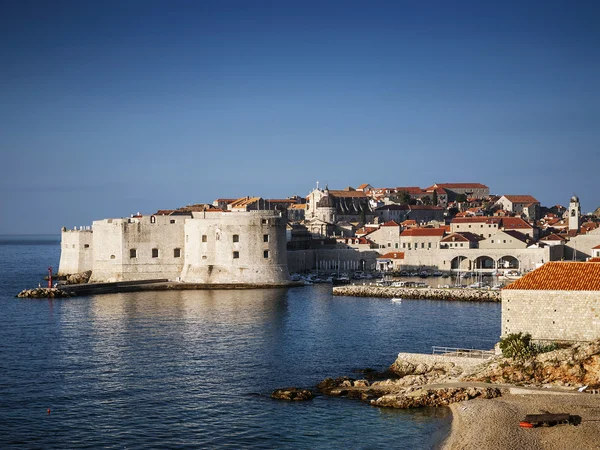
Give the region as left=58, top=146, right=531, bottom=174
left=181, top=211, right=289, bottom=284
left=287, top=248, right=382, bottom=273
left=90, top=215, right=186, bottom=282
left=57, top=228, right=93, bottom=275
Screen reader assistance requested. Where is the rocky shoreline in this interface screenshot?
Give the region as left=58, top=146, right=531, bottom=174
left=270, top=340, right=600, bottom=448
left=17, top=287, right=74, bottom=298
left=332, top=285, right=501, bottom=302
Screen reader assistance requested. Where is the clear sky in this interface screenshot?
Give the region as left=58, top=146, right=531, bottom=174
left=1, top=0, right=599, bottom=234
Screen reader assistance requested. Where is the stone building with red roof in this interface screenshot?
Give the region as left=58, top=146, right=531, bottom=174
left=502, top=262, right=600, bottom=341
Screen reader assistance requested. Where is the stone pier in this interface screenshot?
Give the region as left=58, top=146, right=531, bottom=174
left=332, top=285, right=501, bottom=302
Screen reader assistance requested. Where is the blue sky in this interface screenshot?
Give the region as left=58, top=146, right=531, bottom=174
left=1, top=0, right=599, bottom=234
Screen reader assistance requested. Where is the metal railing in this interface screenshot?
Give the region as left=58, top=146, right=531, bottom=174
left=432, top=346, right=495, bottom=359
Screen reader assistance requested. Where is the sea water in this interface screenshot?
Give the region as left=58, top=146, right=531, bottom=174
left=0, top=236, right=500, bottom=449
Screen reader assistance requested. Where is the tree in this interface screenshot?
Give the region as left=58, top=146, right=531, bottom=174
left=456, top=193, right=468, bottom=203
left=422, top=195, right=432, bottom=206
left=392, top=190, right=412, bottom=205
left=432, top=190, right=438, bottom=206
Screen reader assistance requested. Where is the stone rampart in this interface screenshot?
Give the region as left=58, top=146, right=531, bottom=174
left=58, top=228, right=93, bottom=275
left=333, top=285, right=500, bottom=302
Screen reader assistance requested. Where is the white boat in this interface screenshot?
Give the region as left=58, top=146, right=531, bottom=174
left=391, top=298, right=402, bottom=303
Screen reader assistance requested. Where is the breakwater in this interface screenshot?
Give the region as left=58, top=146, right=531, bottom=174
left=333, top=285, right=501, bottom=302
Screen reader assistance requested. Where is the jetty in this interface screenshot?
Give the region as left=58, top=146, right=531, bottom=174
left=332, top=285, right=501, bottom=302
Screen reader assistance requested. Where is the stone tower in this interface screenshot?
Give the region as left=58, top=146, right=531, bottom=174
left=569, top=195, right=581, bottom=231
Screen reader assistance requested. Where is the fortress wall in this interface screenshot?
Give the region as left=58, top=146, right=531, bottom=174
left=90, top=216, right=185, bottom=282
left=503, top=290, right=600, bottom=341
left=287, top=249, right=381, bottom=273
left=181, top=211, right=289, bottom=284
left=58, top=229, right=93, bottom=275
left=399, top=247, right=552, bottom=272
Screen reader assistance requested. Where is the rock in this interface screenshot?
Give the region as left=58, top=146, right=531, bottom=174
left=317, top=377, right=355, bottom=394
left=271, top=387, right=313, bottom=401
left=370, top=387, right=502, bottom=409
left=16, top=288, right=73, bottom=299
left=65, top=270, right=92, bottom=285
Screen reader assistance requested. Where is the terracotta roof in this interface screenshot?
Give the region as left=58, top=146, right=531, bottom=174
left=154, top=210, right=175, bottom=216
left=502, top=195, right=540, bottom=204
left=588, top=257, right=600, bottom=263
left=428, top=183, right=488, bottom=189
left=379, top=252, right=405, bottom=260
left=593, top=244, right=600, bottom=250
left=440, top=232, right=484, bottom=243
left=328, top=190, right=367, bottom=198
left=401, top=228, right=446, bottom=237
left=503, top=262, right=600, bottom=291
left=501, top=217, right=533, bottom=230
left=214, top=198, right=237, bottom=203
left=395, top=187, right=426, bottom=195
left=357, top=183, right=370, bottom=189
left=230, top=197, right=262, bottom=208
left=451, top=217, right=501, bottom=224
left=381, top=220, right=401, bottom=227
left=540, top=233, right=566, bottom=241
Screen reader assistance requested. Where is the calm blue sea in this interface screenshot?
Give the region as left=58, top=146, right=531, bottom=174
left=0, top=236, right=501, bottom=449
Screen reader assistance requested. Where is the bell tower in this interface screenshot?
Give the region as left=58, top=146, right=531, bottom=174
left=569, top=195, right=581, bottom=232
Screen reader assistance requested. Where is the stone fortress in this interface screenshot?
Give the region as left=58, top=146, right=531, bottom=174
left=59, top=210, right=290, bottom=285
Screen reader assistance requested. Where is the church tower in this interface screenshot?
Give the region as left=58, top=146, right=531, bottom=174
left=569, top=195, right=581, bottom=232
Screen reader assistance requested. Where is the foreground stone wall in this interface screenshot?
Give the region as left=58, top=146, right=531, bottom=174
left=333, top=285, right=500, bottom=302
left=502, top=289, right=600, bottom=341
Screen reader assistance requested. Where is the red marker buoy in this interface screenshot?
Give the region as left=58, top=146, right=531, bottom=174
left=47, top=408, right=51, bottom=415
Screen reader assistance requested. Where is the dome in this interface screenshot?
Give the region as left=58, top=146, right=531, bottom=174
left=571, top=195, right=579, bottom=203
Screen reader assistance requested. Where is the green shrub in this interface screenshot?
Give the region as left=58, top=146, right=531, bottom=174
left=499, top=333, right=534, bottom=360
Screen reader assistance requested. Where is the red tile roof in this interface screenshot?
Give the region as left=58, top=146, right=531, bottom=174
left=501, top=217, right=533, bottom=230
left=502, top=195, right=540, bottom=204
left=428, top=183, right=488, bottom=189
left=395, top=187, right=426, bottom=195
left=381, top=220, right=401, bottom=227
left=452, top=217, right=501, bottom=224
left=440, top=232, right=484, bottom=243
left=593, top=244, right=600, bottom=250
left=588, top=257, right=600, bottom=263
left=540, top=233, right=566, bottom=241
left=401, top=228, right=446, bottom=237
left=503, top=262, right=600, bottom=291
left=379, top=252, right=405, bottom=260
left=357, top=183, right=370, bottom=189
left=328, top=190, right=367, bottom=198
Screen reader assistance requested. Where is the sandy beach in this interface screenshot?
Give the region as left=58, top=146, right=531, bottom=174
left=442, top=391, right=600, bottom=450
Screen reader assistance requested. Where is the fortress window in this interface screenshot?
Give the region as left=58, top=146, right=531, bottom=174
left=233, top=251, right=240, bottom=259
left=151, top=216, right=156, bottom=224
left=84, top=244, right=90, bottom=249
left=110, top=255, right=115, bottom=260
left=170, top=219, right=176, bottom=224
left=174, top=248, right=181, bottom=258
left=263, top=234, right=269, bottom=243
left=233, top=234, right=239, bottom=243
left=202, top=235, right=207, bottom=243
left=264, top=250, right=269, bottom=259
left=152, top=248, right=159, bottom=258
left=130, top=249, right=137, bottom=258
